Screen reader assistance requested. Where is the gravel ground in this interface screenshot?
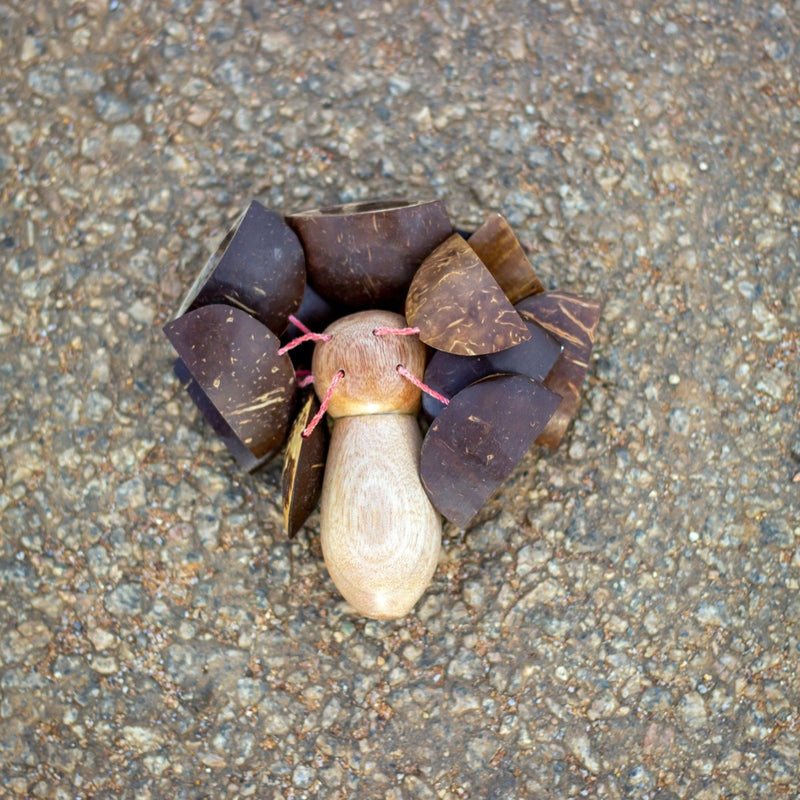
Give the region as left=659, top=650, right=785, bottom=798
left=1, top=1, right=799, bottom=798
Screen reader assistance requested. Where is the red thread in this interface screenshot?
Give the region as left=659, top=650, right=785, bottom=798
left=372, top=326, right=421, bottom=337
left=278, top=331, right=332, bottom=356
left=302, top=369, right=344, bottom=438
left=295, top=370, right=314, bottom=388
left=396, top=364, right=450, bottom=406
left=288, top=314, right=313, bottom=336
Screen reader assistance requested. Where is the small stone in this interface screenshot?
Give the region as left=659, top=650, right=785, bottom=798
left=165, top=642, right=203, bottom=686
left=128, top=299, right=155, bottom=325
left=567, top=731, right=600, bottom=773
left=237, top=678, right=265, bottom=707
left=625, top=764, right=655, bottom=792
left=105, top=582, right=145, bottom=617
left=696, top=600, right=730, bottom=627
left=755, top=369, right=790, bottom=402
left=293, top=764, right=315, bottom=788
left=88, top=627, right=117, bottom=651
left=517, top=541, right=552, bottom=575
left=588, top=690, right=619, bottom=720
left=144, top=753, right=170, bottom=776
left=527, top=146, right=552, bottom=167
left=94, top=92, right=132, bottom=122
left=658, top=160, right=692, bottom=186
left=116, top=476, right=147, bottom=508
left=668, top=407, right=690, bottom=434
left=639, top=687, right=673, bottom=714
left=27, top=67, right=63, bottom=97
left=20, top=36, right=40, bottom=62
left=413, top=106, right=432, bottom=129
left=187, top=104, right=213, bottom=127
left=110, top=123, right=143, bottom=146
left=447, top=648, right=484, bottom=681
left=260, top=31, right=291, bottom=52
left=388, top=75, right=411, bottom=95
left=7, top=122, right=33, bottom=147
left=678, top=691, right=708, bottom=729
left=201, top=752, right=227, bottom=768
left=234, top=108, right=252, bottom=132
left=462, top=579, right=486, bottom=608
left=465, top=732, right=498, bottom=770
left=84, top=390, right=112, bottom=421
left=120, top=725, right=166, bottom=754
left=63, top=65, right=105, bottom=95
left=90, top=655, right=119, bottom=675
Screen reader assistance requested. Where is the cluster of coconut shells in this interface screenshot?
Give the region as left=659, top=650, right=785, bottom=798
left=164, top=199, right=601, bottom=535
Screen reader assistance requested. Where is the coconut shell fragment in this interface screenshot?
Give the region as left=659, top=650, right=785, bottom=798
left=173, top=358, right=272, bottom=472
left=468, top=213, right=544, bottom=303
left=516, top=291, right=602, bottom=449
left=163, top=304, right=296, bottom=462
left=282, top=393, right=329, bottom=537
left=177, top=200, right=306, bottom=337
left=419, top=374, right=562, bottom=527
left=286, top=198, right=452, bottom=309
left=421, top=320, right=563, bottom=419
left=405, top=234, right=531, bottom=356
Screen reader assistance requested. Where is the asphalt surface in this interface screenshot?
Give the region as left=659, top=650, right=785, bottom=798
left=1, top=1, right=798, bottom=798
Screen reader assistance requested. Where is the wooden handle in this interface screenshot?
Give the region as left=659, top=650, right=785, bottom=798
left=320, top=414, right=441, bottom=619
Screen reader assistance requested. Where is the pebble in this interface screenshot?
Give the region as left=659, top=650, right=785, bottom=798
left=26, top=67, right=63, bottom=97
left=293, top=764, right=315, bottom=788
left=63, top=65, right=105, bottom=95
left=567, top=731, right=600, bottom=773
left=87, top=627, right=118, bottom=651
left=105, top=583, right=145, bottom=617
left=94, top=92, right=133, bottom=122
left=110, top=123, right=143, bottom=146
left=120, top=726, right=166, bottom=754
left=90, top=655, right=119, bottom=675
left=237, top=678, right=265, bottom=707
left=678, top=692, right=708, bottom=729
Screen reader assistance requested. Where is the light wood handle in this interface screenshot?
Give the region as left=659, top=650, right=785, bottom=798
left=320, top=414, right=441, bottom=619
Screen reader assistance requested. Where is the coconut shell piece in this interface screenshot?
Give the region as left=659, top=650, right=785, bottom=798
left=173, top=358, right=272, bottom=472
left=286, top=198, right=452, bottom=309
left=421, top=320, right=563, bottom=418
left=405, top=234, right=531, bottom=356
left=164, top=304, right=296, bottom=462
left=516, top=291, right=602, bottom=449
left=177, top=200, right=306, bottom=337
left=281, top=393, right=329, bottom=537
left=467, top=213, right=544, bottom=303
left=420, top=374, right=562, bottom=527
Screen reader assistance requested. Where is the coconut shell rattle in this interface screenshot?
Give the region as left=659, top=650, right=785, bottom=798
left=163, top=198, right=601, bottom=619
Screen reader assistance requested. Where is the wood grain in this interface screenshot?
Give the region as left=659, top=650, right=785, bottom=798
left=320, top=414, right=441, bottom=619
left=311, top=310, right=426, bottom=418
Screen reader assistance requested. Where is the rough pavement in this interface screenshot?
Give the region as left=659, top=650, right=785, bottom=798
left=1, top=1, right=798, bottom=797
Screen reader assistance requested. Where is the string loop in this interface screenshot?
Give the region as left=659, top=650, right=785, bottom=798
left=302, top=369, right=344, bottom=438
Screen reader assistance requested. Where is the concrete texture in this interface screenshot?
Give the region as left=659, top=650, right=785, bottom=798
left=1, top=1, right=798, bottom=797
